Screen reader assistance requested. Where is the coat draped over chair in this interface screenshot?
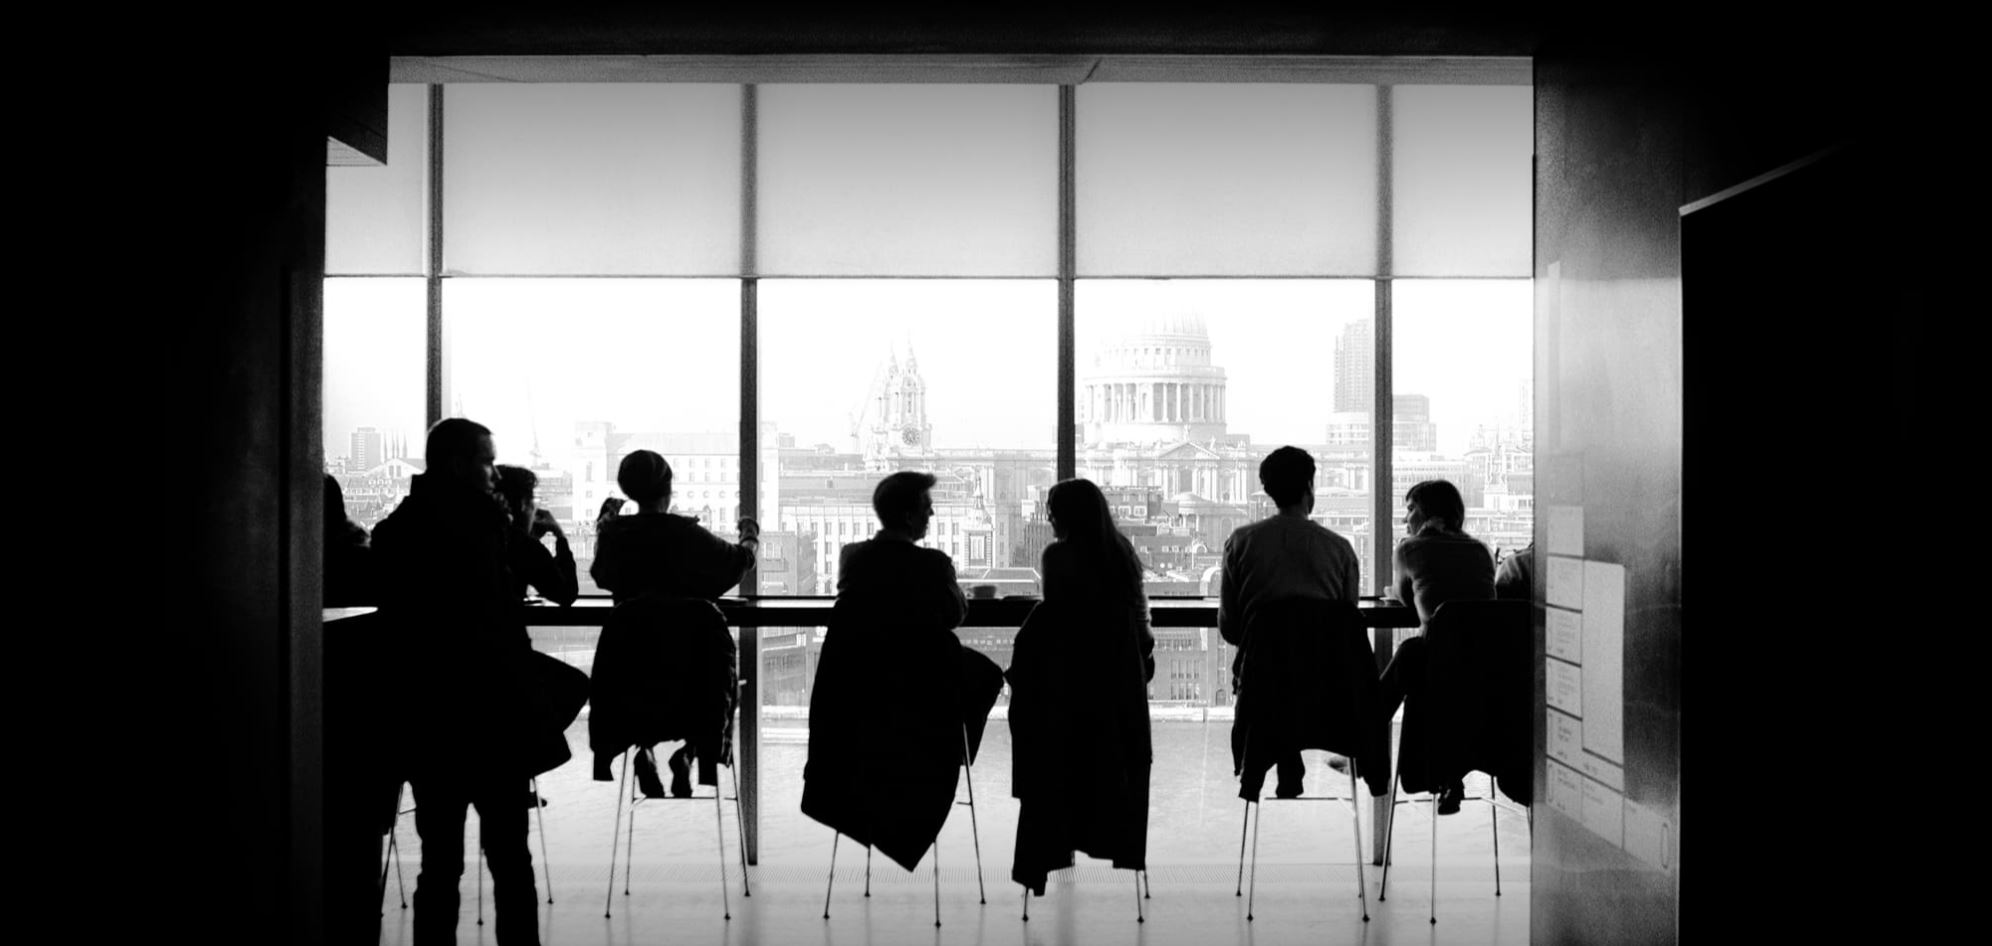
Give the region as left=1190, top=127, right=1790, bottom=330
left=588, top=594, right=739, bottom=786
left=800, top=596, right=1005, bottom=871
left=1005, top=598, right=1153, bottom=895
left=1230, top=598, right=1393, bottom=799
left=1395, top=600, right=1533, bottom=806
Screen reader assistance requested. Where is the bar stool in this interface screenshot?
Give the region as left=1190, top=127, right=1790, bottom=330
left=601, top=744, right=750, bottom=919
left=822, top=722, right=986, bottom=927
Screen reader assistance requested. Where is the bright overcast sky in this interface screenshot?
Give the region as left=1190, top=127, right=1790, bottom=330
left=325, top=277, right=1529, bottom=464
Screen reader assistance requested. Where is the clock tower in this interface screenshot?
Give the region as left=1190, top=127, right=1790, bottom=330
left=863, top=346, right=935, bottom=467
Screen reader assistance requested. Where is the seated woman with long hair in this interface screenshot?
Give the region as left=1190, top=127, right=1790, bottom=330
left=1007, top=477, right=1155, bottom=896
left=590, top=449, right=760, bottom=796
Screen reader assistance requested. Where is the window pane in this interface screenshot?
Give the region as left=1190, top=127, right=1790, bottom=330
left=1075, top=280, right=1376, bottom=593
left=326, top=84, right=428, bottom=276
left=324, top=278, right=427, bottom=531
left=1392, top=85, right=1533, bottom=276
left=443, top=278, right=741, bottom=594
left=758, top=280, right=1058, bottom=597
left=443, top=85, right=741, bottom=275
left=757, top=86, right=1058, bottom=276
left=1390, top=279, right=1534, bottom=576
left=1077, top=84, right=1377, bottom=276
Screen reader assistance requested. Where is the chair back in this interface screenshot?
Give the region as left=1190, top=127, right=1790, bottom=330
left=1421, top=599, right=1532, bottom=803
left=1232, top=597, right=1390, bottom=796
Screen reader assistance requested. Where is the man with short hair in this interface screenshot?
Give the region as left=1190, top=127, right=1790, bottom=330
left=371, top=418, right=545, bottom=946
left=837, top=470, right=968, bottom=628
left=803, top=470, right=1000, bottom=871
left=1219, top=445, right=1362, bottom=797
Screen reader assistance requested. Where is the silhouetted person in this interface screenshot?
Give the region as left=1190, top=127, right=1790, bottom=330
left=323, top=473, right=378, bottom=607
left=802, top=471, right=1002, bottom=870
left=1008, top=478, right=1155, bottom=895
left=495, top=465, right=578, bottom=606
left=1378, top=478, right=1496, bottom=814
left=1219, top=446, right=1361, bottom=797
left=322, top=482, right=393, bottom=945
left=1495, top=540, right=1536, bottom=601
left=836, top=470, right=968, bottom=626
left=589, top=449, right=757, bottom=796
left=370, top=418, right=547, bottom=946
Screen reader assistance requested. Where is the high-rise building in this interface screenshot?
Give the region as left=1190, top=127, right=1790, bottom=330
left=1334, top=318, right=1374, bottom=413
left=349, top=427, right=383, bottom=472
left=1394, top=393, right=1438, bottom=452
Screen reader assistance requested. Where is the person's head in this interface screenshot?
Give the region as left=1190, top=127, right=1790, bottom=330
left=1046, top=477, right=1144, bottom=593
left=324, top=474, right=348, bottom=526
left=1258, top=446, right=1316, bottom=511
left=872, top=471, right=937, bottom=539
left=617, top=450, right=673, bottom=511
left=494, top=465, right=538, bottom=528
left=1404, top=479, right=1466, bottom=534
left=424, top=418, right=496, bottom=495
left=1046, top=477, right=1114, bottom=543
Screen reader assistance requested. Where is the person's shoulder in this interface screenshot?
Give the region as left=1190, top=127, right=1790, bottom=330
left=1327, top=526, right=1359, bottom=555
left=1227, top=518, right=1271, bottom=544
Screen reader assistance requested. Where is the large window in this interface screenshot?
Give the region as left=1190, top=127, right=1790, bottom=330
left=759, top=280, right=1058, bottom=595
left=1075, top=280, right=1377, bottom=594
left=323, top=278, right=426, bottom=530
left=325, top=73, right=1533, bottom=712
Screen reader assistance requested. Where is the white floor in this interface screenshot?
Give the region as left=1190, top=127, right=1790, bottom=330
left=376, top=793, right=1528, bottom=946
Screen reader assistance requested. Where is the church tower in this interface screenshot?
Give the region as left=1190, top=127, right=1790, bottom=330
left=864, top=345, right=935, bottom=465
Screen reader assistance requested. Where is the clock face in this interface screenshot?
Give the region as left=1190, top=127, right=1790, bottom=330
left=901, top=429, right=921, bottom=446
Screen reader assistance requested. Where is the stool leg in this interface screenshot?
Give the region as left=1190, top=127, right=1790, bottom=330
left=1379, top=771, right=1400, bottom=900
left=731, top=762, right=751, bottom=896
left=532, top=776, right=553, bottom=904
left=1022, top=886, right=1030, bottom=922
left=624, top=791, right=638, bottom=896
left=1134, top=869, right=1144, bottom=923
left=714, top=776, right=731, bottom=921
left=1246, top=801, right=1262, bottom=921
left=822, top=833, right=839, bottom=919
left=1349, top=767, right=1369, bottom=922
left=605, top=748, right=630, bottom=918
left=476, top=844, right=485, bottom=926
left=932, top=838, right=942, bottom=929
left=1429, top=794, right=1438, bottom=925
left=962, top=725, right=987, bottom=905
left=1234, top=800, right=1250, bottom=896
left=864, top=845, right=872, bottom=897
left=1491, top=792, right=1502, bottom=896
left=1143, top=869, right=1151, bottom=899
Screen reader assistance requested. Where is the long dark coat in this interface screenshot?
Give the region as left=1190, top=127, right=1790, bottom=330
left=1230, top=597, right=1393, bottom=799
left=1006, top=597, right=1154, bottom=894
left=800, top=595, right=1004, bottom=871
left=588, top=595, right=739, bottom=786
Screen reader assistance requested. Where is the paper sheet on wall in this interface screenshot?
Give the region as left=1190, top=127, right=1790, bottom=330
left=1549, top=709, right=1583, bottom=768
left=1580, top=754, right=1624, bottom=792
left=1547, top=606, right=1583, bottom=662
left=1580, top=777, right=1625, bottom=848
left=1546, top=555, right=1584, bottom=609
left=1548, top=505, right=1584, bottom=557
left=1548, top=760, right=1583, bottom=819
left=1581, top=560, right=1626, bottom=764
left=1547, top=657, right=1583, bottom=716
left=1623, top=800, right=1672, bottom=872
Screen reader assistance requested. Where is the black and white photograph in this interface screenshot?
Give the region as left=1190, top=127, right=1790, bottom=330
left=111, top=4, right=1956, bottom=945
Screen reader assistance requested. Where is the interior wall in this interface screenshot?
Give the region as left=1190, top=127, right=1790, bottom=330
left=1532, top=16, right=1945, bottom=944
